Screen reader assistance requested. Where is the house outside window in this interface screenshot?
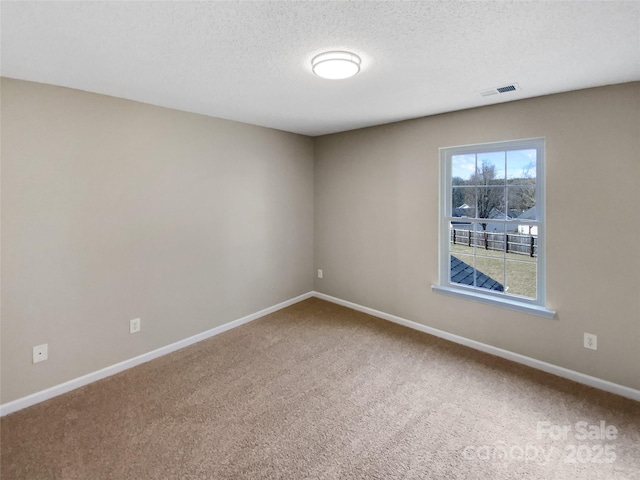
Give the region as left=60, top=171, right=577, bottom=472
left=433, top=137, right=554, bottom=318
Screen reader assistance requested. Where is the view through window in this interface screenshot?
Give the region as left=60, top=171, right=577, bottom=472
left=439, top=138, right=546, bottom=307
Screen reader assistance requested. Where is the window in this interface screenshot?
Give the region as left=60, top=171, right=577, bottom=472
left=433, top=138, right=554, bottom=318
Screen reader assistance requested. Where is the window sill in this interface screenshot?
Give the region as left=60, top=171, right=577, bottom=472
left=431, top=285, right=556, bottom=319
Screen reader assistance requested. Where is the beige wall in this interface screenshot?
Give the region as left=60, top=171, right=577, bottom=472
left=1, top=79, right=314, bottom=403
left=314, top=83, right=640, bottom=390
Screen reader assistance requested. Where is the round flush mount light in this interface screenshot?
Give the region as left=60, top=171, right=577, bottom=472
left=311, top=51, right=361, bottom=80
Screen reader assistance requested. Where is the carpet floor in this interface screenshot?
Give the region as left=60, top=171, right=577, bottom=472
left=2, top=297, right=639, bottom=479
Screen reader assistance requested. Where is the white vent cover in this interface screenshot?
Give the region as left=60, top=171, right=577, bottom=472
left=479, top=83, right=521, bottom=97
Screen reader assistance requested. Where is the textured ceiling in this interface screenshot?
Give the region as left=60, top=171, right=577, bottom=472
left=2, top=1, right=639, bottom=136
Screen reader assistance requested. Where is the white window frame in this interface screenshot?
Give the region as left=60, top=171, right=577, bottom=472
left=432, top=137, right=555, bottom=318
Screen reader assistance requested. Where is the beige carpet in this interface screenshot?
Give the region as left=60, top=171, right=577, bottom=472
left=2, top=298, right=639, bottom=479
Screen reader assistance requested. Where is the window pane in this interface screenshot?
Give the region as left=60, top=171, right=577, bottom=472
left=507, top=149, right=536, bottom=185
left=477, top=151, right=506, bottom=183
left=474, top=255, right=505, bottom=292
left=450, top=222, right=474, bottom=252
left=452, top=154, right=476, bottom=182
left=451, top=187, right=476, bottom=217
left=476, top=187, right=505, bottom=221
left=482, top=224, right=506, bottom=257
left=450, top=253, right=475, bottom=287
left=506, top=260, right=537, bottom=299
left=506, top=225, right=538, bottom=256
left=507, top=185, right=536, bottom=218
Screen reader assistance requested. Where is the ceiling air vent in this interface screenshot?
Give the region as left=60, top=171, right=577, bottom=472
left=479, top=83, right=520, bottom=97
left=497, top=85, right=516, bottom=93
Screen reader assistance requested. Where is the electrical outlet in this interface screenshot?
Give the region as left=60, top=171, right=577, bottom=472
left=584, top=333, right=597, bottom=351
left=317, top=269, right=323, bottom=279
left=130, top=318, right=141, bottom=334
left=33, top=344, right=48, bottom=363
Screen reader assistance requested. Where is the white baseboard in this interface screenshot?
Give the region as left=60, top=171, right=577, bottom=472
left=312, top=291, right=640, bottom=402
left=0, top=292, right=314, bottom=417
left=3, top=290, right=637, bottom=416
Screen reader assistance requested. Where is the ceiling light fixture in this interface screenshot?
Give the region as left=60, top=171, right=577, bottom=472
left=311, top=51, right=361, bottom=80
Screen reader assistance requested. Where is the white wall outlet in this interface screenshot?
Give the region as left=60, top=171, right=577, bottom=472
left=130, top=318, right=141, bottom=334
left=584, top=333, right=597, bottom=351
left=317, top=269, right=323, bottom=279
left=33, top=344, right=48, bottom=364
